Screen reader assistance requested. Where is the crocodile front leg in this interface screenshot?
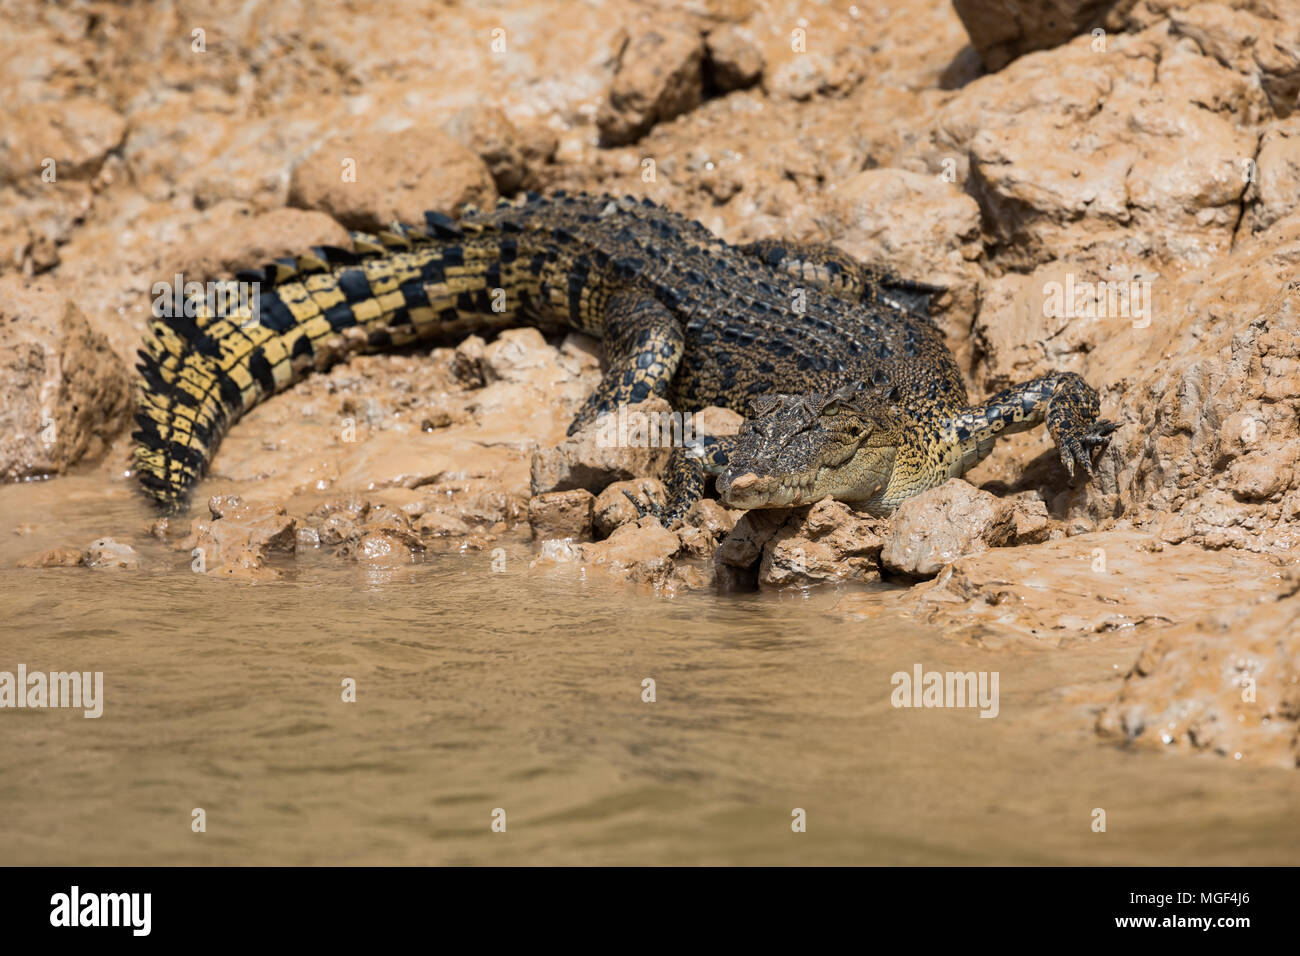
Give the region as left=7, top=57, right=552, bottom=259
left=623, top=434, right=736, bottom=526
left=567, top=290, right=685, bottom=434
left=565, top=288, right=699, bottom=525
left=943, top=372, right=1116, bottom=480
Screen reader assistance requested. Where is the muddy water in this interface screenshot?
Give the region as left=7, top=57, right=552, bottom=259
left=1, top=477, right=1298, bottom=865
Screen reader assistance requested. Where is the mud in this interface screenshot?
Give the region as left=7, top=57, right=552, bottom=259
left=1, top=0, right=1299, bottom=864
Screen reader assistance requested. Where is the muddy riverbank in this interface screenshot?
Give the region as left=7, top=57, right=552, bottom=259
left=1, top=0, right=1298, bottom=863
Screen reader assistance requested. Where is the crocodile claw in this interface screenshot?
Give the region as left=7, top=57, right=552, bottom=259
left=1083, top=419, right=1118, bottom=447
left=621, top=488, right=658, bottom=519
left=1059, top=419, right=1118, bottom=480
left=621, top=483, right=675, bottom=521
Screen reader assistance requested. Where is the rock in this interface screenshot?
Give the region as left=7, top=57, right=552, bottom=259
left=593, top=478, right=665, bottom=537
left=297, top=497, right=431, bottom=563
left=212, top=547, right=281, bottom=581
left=348, top=529, right=423, bottom=565
left=758, top=499, right=885, bottom=588
left=692, top=405, right=743, bottom=438
left=598, top=25, right=705, bottom=146
left=984, top=494, right=1052, bottom=546
left=416, top=481, right=525, bottom=527
left=206, top=495, right=297, bottom=550
left=577, top=517, right=682, bottom=578
left=0, top=97, right=126, bottom=188
left=184, top=495, right=296, bottom=575
left=0, top=278, right=130, bottom=481
left=310, top=500, right=365, bottom=547
left=528, top=488, right=595, bottom=540
left=1093, top=216, right=1300, bottom=549
left=0, top=193, right=73, bottom=276
left=1096, top=577, right=1300, bottom=768
left=444, top=105, right=527, bottom=195
left=715, top=508, right=791, bottom=569
left=309, top=500, right=429, bottom=563
left=288, top=125, right=496, bottom=231
left=764, top=51, right=855, bottom=102
left=880, top=480, right=1002, bottom=578
left=515, top=123, right=560, bottom=179
left=481, top=327, right=558, bottom=384
left=529, top=536, right=585, bottom=570
left=532, top=515, right=687, bottom=587
left=530, top=398, right=674, bottom=494
left=839, top=529, right=1295, bottom=647
left=683, top=498, right=739, bottom=538
left=674, top=497, right=742, bottom=560
left=1230, top=455, right=1292, bottom=501
left=705, top=25, right=764, bottom=92
left=168, top=206, right=351, bottom=281
left=451, top=335, right=487, bottom=388
left=17, top=546, right=85, bottom=568
left=938, top=30, right=1258, bottom=274
left=1164, top=2, right=1300, bottom=119
left=970, top=263, right=1106, bottom=393
left=415, top=510, right=474, bottom=537
left=85, top=537, right=139, bottom=570
left=1242, top=116, right=1300, bottom=234
left=952, top=0, right=1115, bottom=72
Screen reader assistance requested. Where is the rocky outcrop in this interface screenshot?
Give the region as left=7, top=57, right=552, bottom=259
left=0, top=278, right=130, bottom=480
left=758, top=499, right=886, bottom=587
left=881, top=480, right=1005, bottom=577
left=952, top=0, right=1118, bottom=71
left=938, top=27, right=1262, bottom=277
left=528, top=488, right=595, bottom=540
left=1150, top=1, right=1300, bottom=118
left=288, top=125, right=497, bottom=231
left=875, top=480, right=1051, bottom=578
left=838, top=529, right=1295, bottom=651
left=1096, top=572, right=1300, bottom=768
left=704, top=25, right=764, bottom=93
left=530, top=398, right=675, bottom=495
left=598, top=25, right=705, bottom=146
left=0, top=97, right=126, bottom=188
left=183, top=495, right=297, bottom=579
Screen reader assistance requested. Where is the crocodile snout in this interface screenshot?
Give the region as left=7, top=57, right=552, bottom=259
left=717, top=470, right=782, bottom=509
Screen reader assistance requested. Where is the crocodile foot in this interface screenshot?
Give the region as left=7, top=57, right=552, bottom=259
left=1058, top=418, right=1118, bottom=479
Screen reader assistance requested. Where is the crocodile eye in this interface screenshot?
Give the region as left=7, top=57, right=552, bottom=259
left=821, top=403, right=839, bottom=417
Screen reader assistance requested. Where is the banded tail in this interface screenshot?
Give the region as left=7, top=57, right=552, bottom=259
left=134, top=206, right=536, bottom=514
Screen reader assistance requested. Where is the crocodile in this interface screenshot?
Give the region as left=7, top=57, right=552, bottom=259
left=133, top=190, right=1115, bottom=519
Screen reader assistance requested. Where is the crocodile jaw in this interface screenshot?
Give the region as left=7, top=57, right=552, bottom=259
left=717, top=470, right=816, bottom=509
left=717, top=447, right=897, bottom=510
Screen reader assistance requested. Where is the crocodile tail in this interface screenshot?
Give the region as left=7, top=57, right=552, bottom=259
left=132, top=212, right=520, bottom=514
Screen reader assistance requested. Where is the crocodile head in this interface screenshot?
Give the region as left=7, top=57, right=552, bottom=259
left=716, top=385, right=908, bottom=511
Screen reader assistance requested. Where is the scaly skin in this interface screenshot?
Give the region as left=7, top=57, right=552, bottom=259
left=133, top=190, right=1111, bottom=518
